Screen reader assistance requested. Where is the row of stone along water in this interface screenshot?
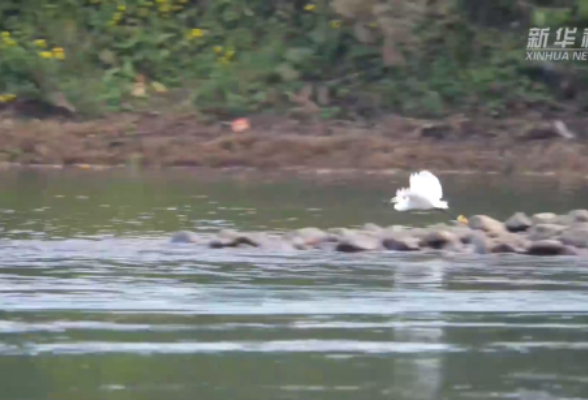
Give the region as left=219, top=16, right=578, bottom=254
left=170, top=210, right=588, bottom=256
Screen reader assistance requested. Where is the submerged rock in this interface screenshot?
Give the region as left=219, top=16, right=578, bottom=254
left=209, top=229, right=261, bottom=248
left=470, top=231, right=491, bottom=254
left=170, top=231, right=198, bottom=243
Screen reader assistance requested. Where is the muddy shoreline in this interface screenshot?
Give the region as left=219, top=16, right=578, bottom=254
left=1, top=112, right=587, bottom=176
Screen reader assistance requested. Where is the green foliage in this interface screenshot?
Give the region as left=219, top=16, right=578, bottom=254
left=0, top=0, right=586, bottom=119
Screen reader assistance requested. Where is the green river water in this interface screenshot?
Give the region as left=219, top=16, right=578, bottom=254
left=0, top=169, right=587, bottom=400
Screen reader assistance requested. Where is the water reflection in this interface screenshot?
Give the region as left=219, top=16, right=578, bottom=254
left=391, top=262, right=445, bottom=400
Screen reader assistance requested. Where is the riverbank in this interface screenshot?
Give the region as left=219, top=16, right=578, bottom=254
left=1, top=111, right=587, bottom=176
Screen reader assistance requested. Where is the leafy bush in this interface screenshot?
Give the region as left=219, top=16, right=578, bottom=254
left=0, top=0, right=586, bottom=119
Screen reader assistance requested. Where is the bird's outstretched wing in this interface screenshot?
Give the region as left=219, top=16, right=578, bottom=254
left=391, top=187, right=408, bottom=203
left=409, top=170, right=443, bottom=200
left=395, top=187, right=409, bottom=198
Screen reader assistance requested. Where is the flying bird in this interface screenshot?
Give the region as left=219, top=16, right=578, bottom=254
left=391, top=170, right=468, bottom=224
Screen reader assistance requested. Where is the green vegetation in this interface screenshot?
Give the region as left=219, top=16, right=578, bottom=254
left=0, top=0, right=587, bottom=120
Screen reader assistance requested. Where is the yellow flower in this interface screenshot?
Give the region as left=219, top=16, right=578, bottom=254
left=225, top=48, right=235, bottom=59
left=304, top=4, right=316, bottom=11
left=2, top=38, right=16, bottom=47
left=138, top=8, right=149, bottom=16
left=1, top=94, right=17, bottom=103
left=117, top=4, right=126, bottom=11
left=213, top=46, right=223, bottom=54
left=52, top=47, right=65, bottom=60
left=113, top=12, right=123, bottom=21
left=368, top=21, right=378, bottom=27
left=34, top=39, right=47, bottom=48
left=1, top=31, right=10, bottom=38
left=39, top=51, right=54, bottom=59
left=190, top=28, right=204, bottom=38
left=329, top=20, right=341, bottom=29
left=159, top=4, right=171, bottom=12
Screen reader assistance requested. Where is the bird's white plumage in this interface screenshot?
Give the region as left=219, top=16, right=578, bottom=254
left=391, top=170, right=448, bottom=211
left=409, top=170, right=443, bottom=200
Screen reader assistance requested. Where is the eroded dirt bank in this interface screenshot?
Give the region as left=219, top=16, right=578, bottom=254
left=1, top=112, right=587, bottom=175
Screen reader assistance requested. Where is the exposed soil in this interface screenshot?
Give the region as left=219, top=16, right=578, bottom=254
left=1, top=108, right=587, bottom=176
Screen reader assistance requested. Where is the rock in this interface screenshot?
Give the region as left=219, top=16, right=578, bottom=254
left=570, top=222, right=588, bottom=230
left=531, top=212, right=558, bottom=225
left=490, top=241, right=519, bottom=253
left=569, top=209, right=588, bottom=223
left=426, top=223, right=452, bottom=231
left=420, top=230, right=462, bottom=251
left=335, top=234, right=381, bottom=252
left=448, top=226, right=476, bottom=244
left=467, top=231, right=528, bottom=255
left=470, top=231, right=491, bottom=254
left=527, top=223, right=566, bottom=241
left=259, top=237, right=299, bottom=251
left=527, top=240, right=568, bottom=256
left=505, top=212, right=532, bottom=233
left=362, top=223, right=384, bottom=234
left=170, top=231, right=198, bottom=243
left=326, top=227, right=354, bottom=241
left=202, top=216, right=588, bottom=257
left=382, top=235, right=420, bottom=251
left=560, top=227, right=588, bottom=248
left=290, top=236, right=310, bottom=250
left=561, top=246, right=582, bottom=256
left=289, top=227, right=329, bottom=246
left=524, top=120, right=575, bottom=140
left=209, top=229, right=261, bottom=248
left=468, top=215, right=507, bottom=237
left=493, top=233, right=529, bottom=253
left=384, top=225, right=410, bottom=233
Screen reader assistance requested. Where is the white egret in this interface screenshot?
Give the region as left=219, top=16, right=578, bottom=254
left=391, top=170, right=468, bottom=224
